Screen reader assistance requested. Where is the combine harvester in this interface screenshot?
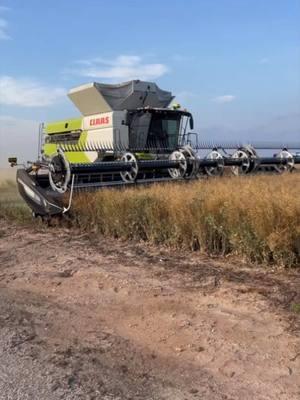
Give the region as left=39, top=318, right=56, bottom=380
left=9, top=80, right=300, bottom=217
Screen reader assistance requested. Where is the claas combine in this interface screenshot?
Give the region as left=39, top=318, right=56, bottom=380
left=9, top=80, right=300, bottom=217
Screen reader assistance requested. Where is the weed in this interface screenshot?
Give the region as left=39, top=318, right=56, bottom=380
left=291, top=303, right=300, bottom=313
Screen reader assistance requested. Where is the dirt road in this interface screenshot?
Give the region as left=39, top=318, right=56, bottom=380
left=0, top=219, right=299, bottom=399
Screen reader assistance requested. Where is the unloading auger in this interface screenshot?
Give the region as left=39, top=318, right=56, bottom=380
left=8, top=80, right=300, bottom=217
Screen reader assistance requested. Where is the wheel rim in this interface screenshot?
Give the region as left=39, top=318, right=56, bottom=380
left=181, top=145, right=198, bottom=177
left=168, top=150, right=187, bottom=179
left=275, top=150, right=294, bottom=173
left=204, top=150, right=224, bottom=176
left=120, top=152, right=138, bottom=182
left=231, top=150, right=250, bottom=175
left=48, top=149, right=71, bottom=193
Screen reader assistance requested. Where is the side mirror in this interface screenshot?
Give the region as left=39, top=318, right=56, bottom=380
left=189, top=116, right=194, bottom=130
left=8, top=157, right=17, bottom=167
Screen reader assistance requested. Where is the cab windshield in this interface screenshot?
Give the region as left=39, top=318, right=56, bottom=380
left=147, top=113, right=181, bottom=148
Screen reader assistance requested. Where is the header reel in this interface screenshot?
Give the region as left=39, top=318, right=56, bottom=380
left=11, top=141, right=300, bottom=219
left=44, top=143, right=300, bottom=199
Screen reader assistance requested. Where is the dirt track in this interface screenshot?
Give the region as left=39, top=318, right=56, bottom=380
left=0, top=219, right=299, bottom=400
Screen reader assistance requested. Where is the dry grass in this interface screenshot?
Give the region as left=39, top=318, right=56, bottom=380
left=73, top=174, right=300, bottom=267
left=1, top=167, right=299, bottom=267
left=0, top=169, right=31, bottom=222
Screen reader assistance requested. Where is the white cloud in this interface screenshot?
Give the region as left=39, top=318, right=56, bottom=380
left=0, top=76, right=66, bottom=107
left=0, top=6, right=10, bottom=40
left=0, top=115, right=16, bottom=122
left=175, top=91, right=199, bottom=106
left=259, top=57, right=269, bottom=64
left=68, top=55, right=169, bottom=81
left=212, top=95, right=236, bottom=104
left=0, top=16, right=10, bottom=39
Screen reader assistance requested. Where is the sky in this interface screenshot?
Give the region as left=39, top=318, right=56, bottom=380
left=0, top=0, right=300, bottom=166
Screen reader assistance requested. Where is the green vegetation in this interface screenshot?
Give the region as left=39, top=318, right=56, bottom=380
left=291, top=303, right=300, bottom=314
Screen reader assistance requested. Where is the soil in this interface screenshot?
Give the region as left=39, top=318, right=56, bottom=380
left=0, top=219, right=299, bottom=400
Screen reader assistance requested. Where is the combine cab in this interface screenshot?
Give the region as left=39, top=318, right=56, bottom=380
left=42, top=80, right=192, bottom=163
left=9, top=80, right=300, bottom=217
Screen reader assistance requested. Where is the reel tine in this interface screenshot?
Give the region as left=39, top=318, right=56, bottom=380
left=117, top=142, right=123, bottom=152
left=95, top=141, right=100, bottom=152
left=96, top=141, right=101, bottom=152
left=65, top=142, right=70, bottom=152
left=117, top=143, right=122, bottom=152
left=84, top=142, right=90, bottom=151
left=99, top=142, right=106, bottom=152
left=82, top=142, right=88, bottom=151
left=97, top=142, right=102, bottom=151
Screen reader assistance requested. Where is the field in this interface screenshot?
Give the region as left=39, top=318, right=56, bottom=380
left=0, top=168, right=16, bottom=181
left=0, top=168, right=30, bottom=222
left=0, top=170, right=299, bottom=399
left=0, top=168, right=18, bottom=201
left=73, top=173, right=300, bottom=268
left=1, top=171, right=300, bottom=267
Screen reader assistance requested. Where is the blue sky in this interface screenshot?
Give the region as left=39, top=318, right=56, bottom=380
left=0, top=0, right=300, bottom=165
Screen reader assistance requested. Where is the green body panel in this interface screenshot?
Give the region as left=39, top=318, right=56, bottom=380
left=43, top=131, right=92, bottom=163
left=135, top=153, right=155, bottom=160
left=45, top=118, right=82, bottom=134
